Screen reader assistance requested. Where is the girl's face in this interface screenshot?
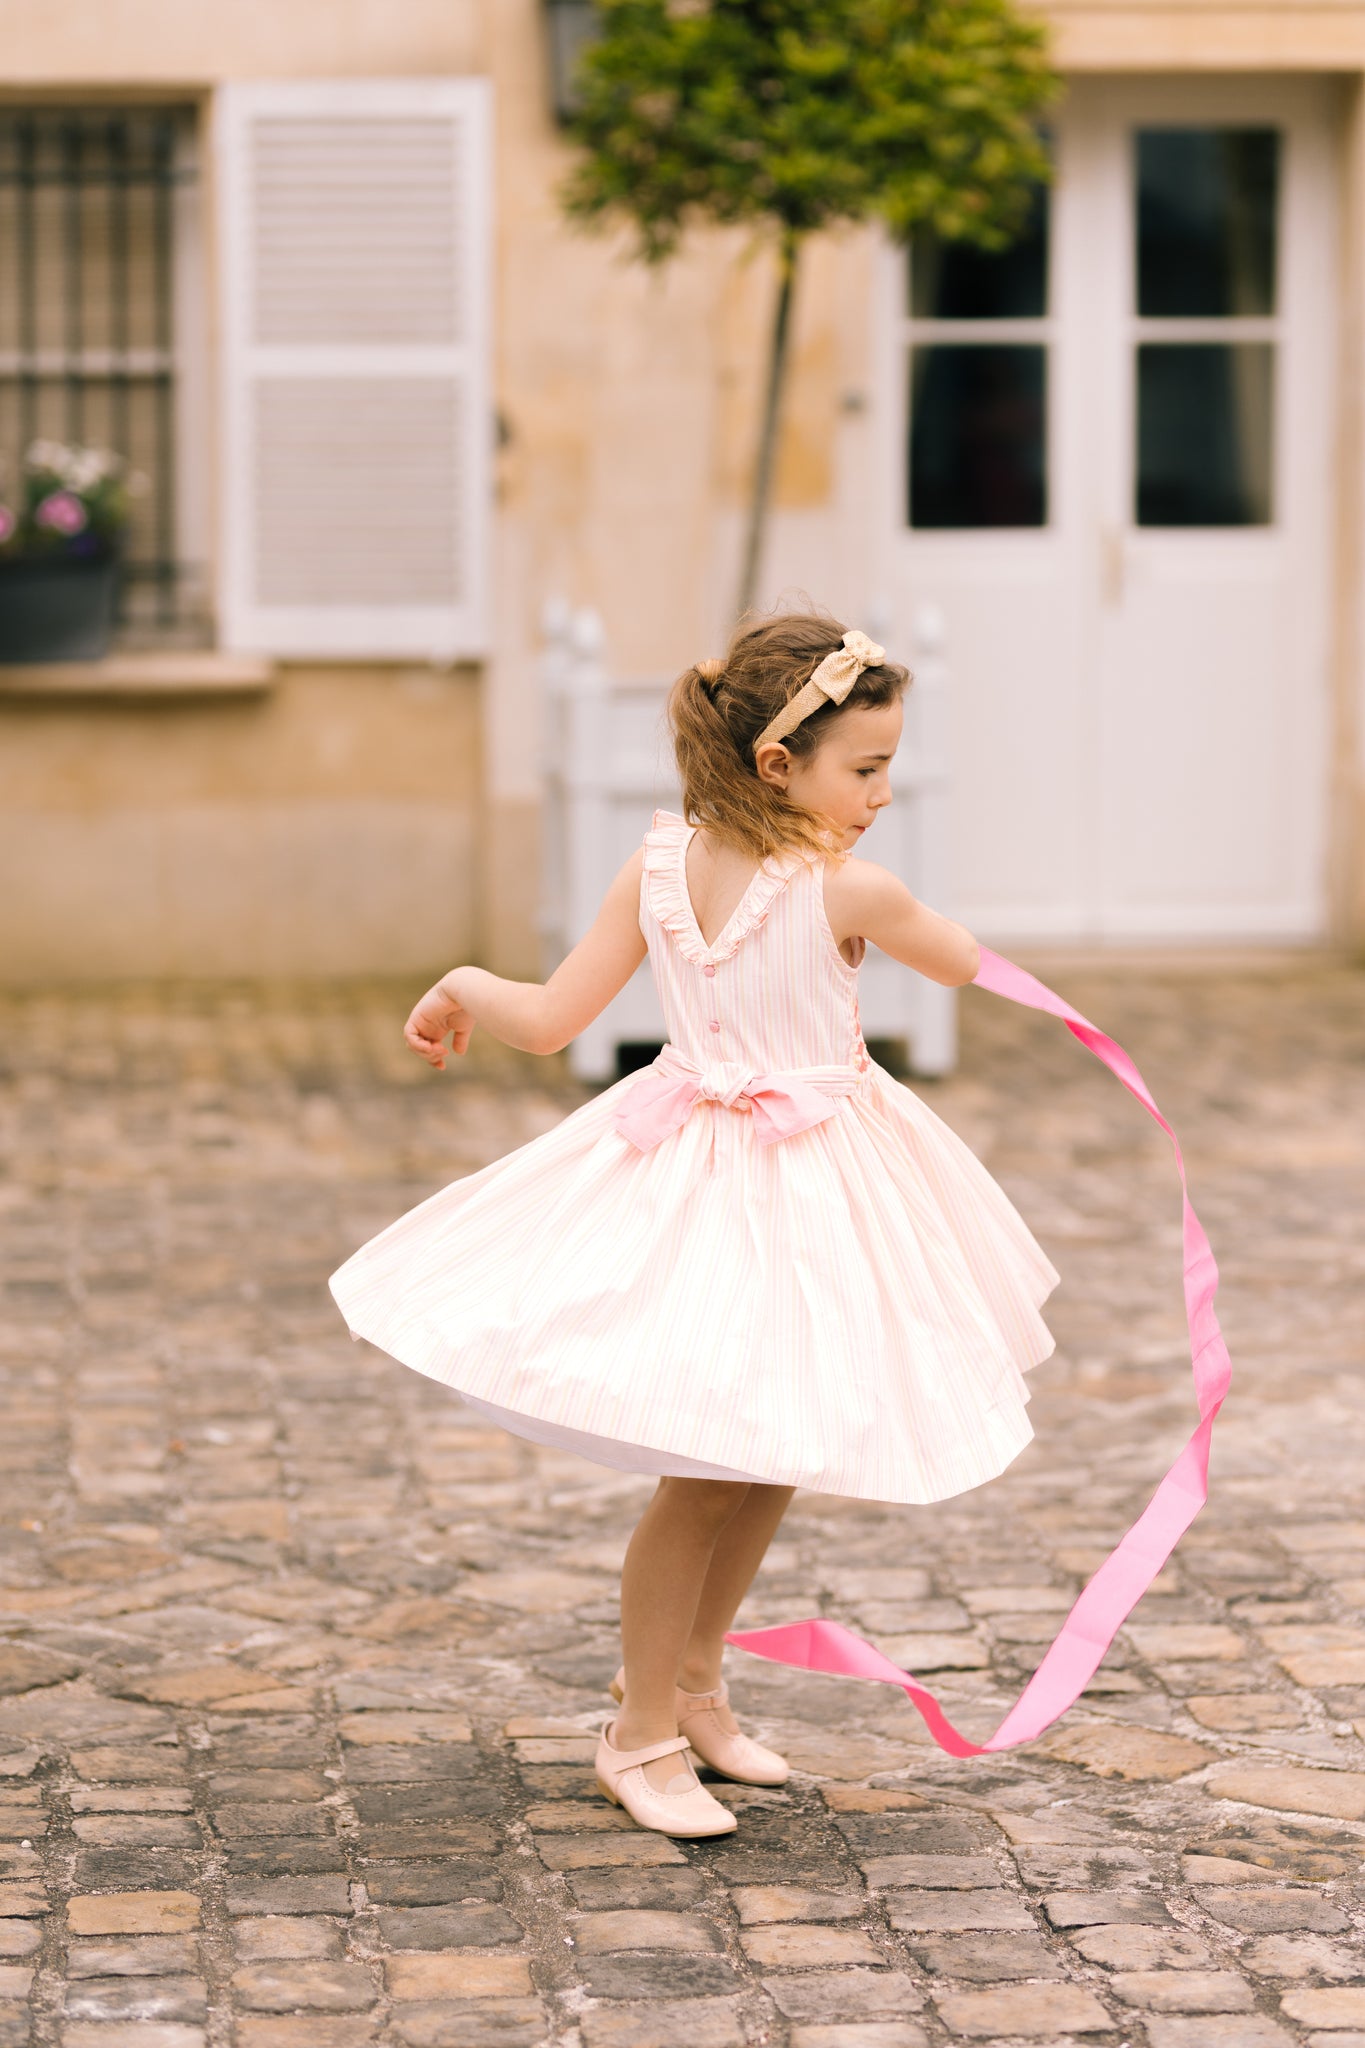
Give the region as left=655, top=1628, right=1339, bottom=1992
left=759, top=698, right=903, bottom=851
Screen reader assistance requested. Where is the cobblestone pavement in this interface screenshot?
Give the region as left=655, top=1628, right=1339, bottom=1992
left=1, top=963, right=1364, bottom=2048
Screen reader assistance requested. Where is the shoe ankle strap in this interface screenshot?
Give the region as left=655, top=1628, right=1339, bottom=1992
left=678, top=1681, right=728, bottom=1706
left=603, top=1726, right=692, bottom=1766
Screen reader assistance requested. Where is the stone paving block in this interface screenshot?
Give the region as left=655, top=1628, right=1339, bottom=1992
left=62, top=1975, right=208, bottom=2022
left=230, top=1961, right=377, bottom=2011
left=208, top=1770, right=328, bottom=1802
left=577, top=1996, right=746, bottom=2048
left=1206, top=1765, right=1365, bottom=1820
left=1039, top=1724, right=1216, bottom=1780
left=1195, top=1885, right=1351, bottom=1933
left=354, top=1823, right=499, bottom=1859
left=1282, top=1988, right=1365, bottom=2027
left=534, top=1833, right=685, bottom=1870
left=1069, top=1925, right=1213, bottom=1970
left=0, top=1972, right=29, bottom=2001
left=0, top=1890, right=44, bottom=1919
left=337, top=1712, right=471, bottom=1745
left=224, top=1876, right=352, bottom=1917
left=577, top=1954, right=741, bottom=1999
left=384, top=2001, right=547, bottom=2048
left=383, top=1955, right=534, bottom=1999
left=61, top=2028, right=205, bottom=2048
left=66, top=1937, right=199, bottom=1977
left=69, top=1788, right=192, bottom=1815
left=374, top=1904, right=524, bottom=1950
left=212, top=1803, right=333, bottom=1839
left=1184, top=1694, right=1303, bottom=1733
left=73, top=1850, right=196, bottom=1892
left=67, top=1895, right=200, bottom=1935
left=762, top=1970, right=924, bottom=2022
left=563, top=1869, right=709, bottom=1912
left=234, top=2021, right=377, bottom=2048
left=740, top=1924, right=885, bottom=1967
left=1043, top=1890, right=1171, bottom=1927
left=732, top=1886, right=864, bottom=1924
left=857, top=1855, right=1002, bottom=1890
left=902, top=1932, right=1064, bottom=1981
left=886, top=1891, right=1035, bottom=1933
left=72, top=1816, right=201, bottom=1848
left=522, top=1801, right=635, bottom=1833
left=833, top=1818, right=987, bottom=1855
left=1012, top=1845, right=1155, bottom=1891
left=1242, top=1933, right=1364, bottom=1980
left=360, top=1859, right=503, bottom=1905
left=232, top=1918, right=343, bottom=1961
left=1140, top=2020, right=1295, bottom=2048
left=932, top=1982, right=1115, bottom=2036
left=571, top=1911, right=723, bottom=1954
left=1109, top=1971, right=1254, bottom=2012
left=788, top=2029, right=927, bottom=2048
left=0, top=2007, right=25, bottom=2048
left=0, top=1924, right=39, bottom=1958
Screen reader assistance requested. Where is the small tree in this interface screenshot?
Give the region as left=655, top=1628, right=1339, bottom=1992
left=563, top=0, right=1058, bottom=617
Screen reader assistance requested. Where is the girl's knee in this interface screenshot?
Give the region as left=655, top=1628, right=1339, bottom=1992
left=658, top=1477, right=750, bottom=1528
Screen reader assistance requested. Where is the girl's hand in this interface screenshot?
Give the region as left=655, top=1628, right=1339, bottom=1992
left=404, top=979, right=474, bottom=1069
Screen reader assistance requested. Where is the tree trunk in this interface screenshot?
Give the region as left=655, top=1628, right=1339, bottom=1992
left=736, top=227, right=800, bottom=620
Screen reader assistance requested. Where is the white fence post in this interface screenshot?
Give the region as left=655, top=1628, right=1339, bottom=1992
left=539, top=609, right=957, bottom=1081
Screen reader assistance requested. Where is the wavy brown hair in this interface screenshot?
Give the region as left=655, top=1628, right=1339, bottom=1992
left=669, top=611, right=910, bottom=863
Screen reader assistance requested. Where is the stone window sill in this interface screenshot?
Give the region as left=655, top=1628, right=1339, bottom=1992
left=0, top=651, right=277, bottom=699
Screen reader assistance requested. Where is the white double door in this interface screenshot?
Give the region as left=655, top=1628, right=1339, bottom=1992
left=881, top=76, right=1339, bottom=941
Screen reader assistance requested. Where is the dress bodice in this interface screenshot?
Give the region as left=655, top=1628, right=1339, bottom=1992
left=640, top=810, right=871, bottom=1077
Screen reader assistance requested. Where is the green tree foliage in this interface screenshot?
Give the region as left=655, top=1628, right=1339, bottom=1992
left=562, top=0, right=1058, bottom=611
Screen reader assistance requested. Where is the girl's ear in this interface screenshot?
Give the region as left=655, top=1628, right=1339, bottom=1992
left=754, top=740, right=793, bottom=790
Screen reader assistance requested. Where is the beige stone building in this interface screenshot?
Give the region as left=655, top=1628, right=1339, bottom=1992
left=3, top=0, right=1365, bottom=984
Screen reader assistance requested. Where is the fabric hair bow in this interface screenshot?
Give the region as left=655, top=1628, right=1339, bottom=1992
left=753, top=628, right=887, bottom=753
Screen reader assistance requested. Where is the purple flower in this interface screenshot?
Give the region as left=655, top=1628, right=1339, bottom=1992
left=0, top=505, right=15, bottom=544
left=35, top=490, right=88, bottom=536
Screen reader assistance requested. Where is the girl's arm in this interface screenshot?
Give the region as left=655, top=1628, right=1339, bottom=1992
left=405, top=850, right=648, bottom=1066
left=824, top=859, right=980, bottom=988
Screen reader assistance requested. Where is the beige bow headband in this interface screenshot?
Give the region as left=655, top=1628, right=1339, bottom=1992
left=751, top=630, right=887, bottom=753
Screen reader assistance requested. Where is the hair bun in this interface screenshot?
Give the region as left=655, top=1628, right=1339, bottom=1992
left=696, top=657, right=725, bottom=686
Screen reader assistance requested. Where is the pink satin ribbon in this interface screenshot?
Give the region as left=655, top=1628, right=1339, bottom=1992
left=727, top=946, right=1232, bottom=1755
left=614, top=1044, right=861, bottom=1151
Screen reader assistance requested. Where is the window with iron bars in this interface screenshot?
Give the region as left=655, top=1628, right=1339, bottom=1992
left=0, top=105, right=209, bottom=647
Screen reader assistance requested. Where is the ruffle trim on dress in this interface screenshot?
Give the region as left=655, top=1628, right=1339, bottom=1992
left=643, top=807, right=806, bottom=966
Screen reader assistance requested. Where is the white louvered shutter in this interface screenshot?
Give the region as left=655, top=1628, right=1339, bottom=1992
left=214, top=79, right=491, bottom=657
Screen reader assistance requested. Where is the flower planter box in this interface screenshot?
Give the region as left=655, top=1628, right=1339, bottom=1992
left=0, top=555, right=120, bottom=664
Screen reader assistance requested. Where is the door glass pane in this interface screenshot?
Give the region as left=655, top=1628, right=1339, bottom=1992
left=910, top=186, right=1049, bottom=319
left=1136, top=343, right=1273, bottom=525
left=909, top=346, right=1046, bottom=528
left=1136, top=129, right=1279, bottom=316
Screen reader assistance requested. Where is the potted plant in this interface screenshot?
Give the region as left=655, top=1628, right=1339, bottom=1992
left=0, top=440, right=145, bottom=662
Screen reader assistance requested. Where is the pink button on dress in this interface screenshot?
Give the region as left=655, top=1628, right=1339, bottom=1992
left=328, top=811, right=1060, bottom=1504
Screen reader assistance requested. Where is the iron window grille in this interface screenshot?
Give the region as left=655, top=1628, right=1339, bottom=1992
left=0, top=106, right=207, bottom=646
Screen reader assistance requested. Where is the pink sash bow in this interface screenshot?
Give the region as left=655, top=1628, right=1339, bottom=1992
left=614, top=1044, right=861, bottom=1151
left=727, top=947, right=1234, bottom=1755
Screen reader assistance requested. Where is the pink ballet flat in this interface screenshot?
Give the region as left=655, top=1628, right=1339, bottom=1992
left=610, top=1668, right=790, bottom=1787
left=594, top=1719, right=737, bottom=1837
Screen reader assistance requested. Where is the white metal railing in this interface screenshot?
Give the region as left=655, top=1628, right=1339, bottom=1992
left=539, top=601, right=956, bottom=1082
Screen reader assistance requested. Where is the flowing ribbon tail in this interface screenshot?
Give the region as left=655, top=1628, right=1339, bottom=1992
left=727, top=945, right=1232, bottom=1755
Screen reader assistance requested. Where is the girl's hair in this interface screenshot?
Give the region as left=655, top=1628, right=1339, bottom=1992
left=669, top=611, right=910, bottom=863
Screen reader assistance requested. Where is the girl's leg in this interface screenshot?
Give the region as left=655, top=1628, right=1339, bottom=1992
left=678, top=1483, right=795, bottom=1725
left=615, top=1476, right=752, bottom=1783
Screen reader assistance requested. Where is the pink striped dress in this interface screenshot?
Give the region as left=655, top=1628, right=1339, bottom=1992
left=329, top=811, right=1059, bottom=1504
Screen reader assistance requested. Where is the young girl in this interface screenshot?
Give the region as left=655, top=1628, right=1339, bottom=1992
left=329, top=612, right=1059, bottom=1838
